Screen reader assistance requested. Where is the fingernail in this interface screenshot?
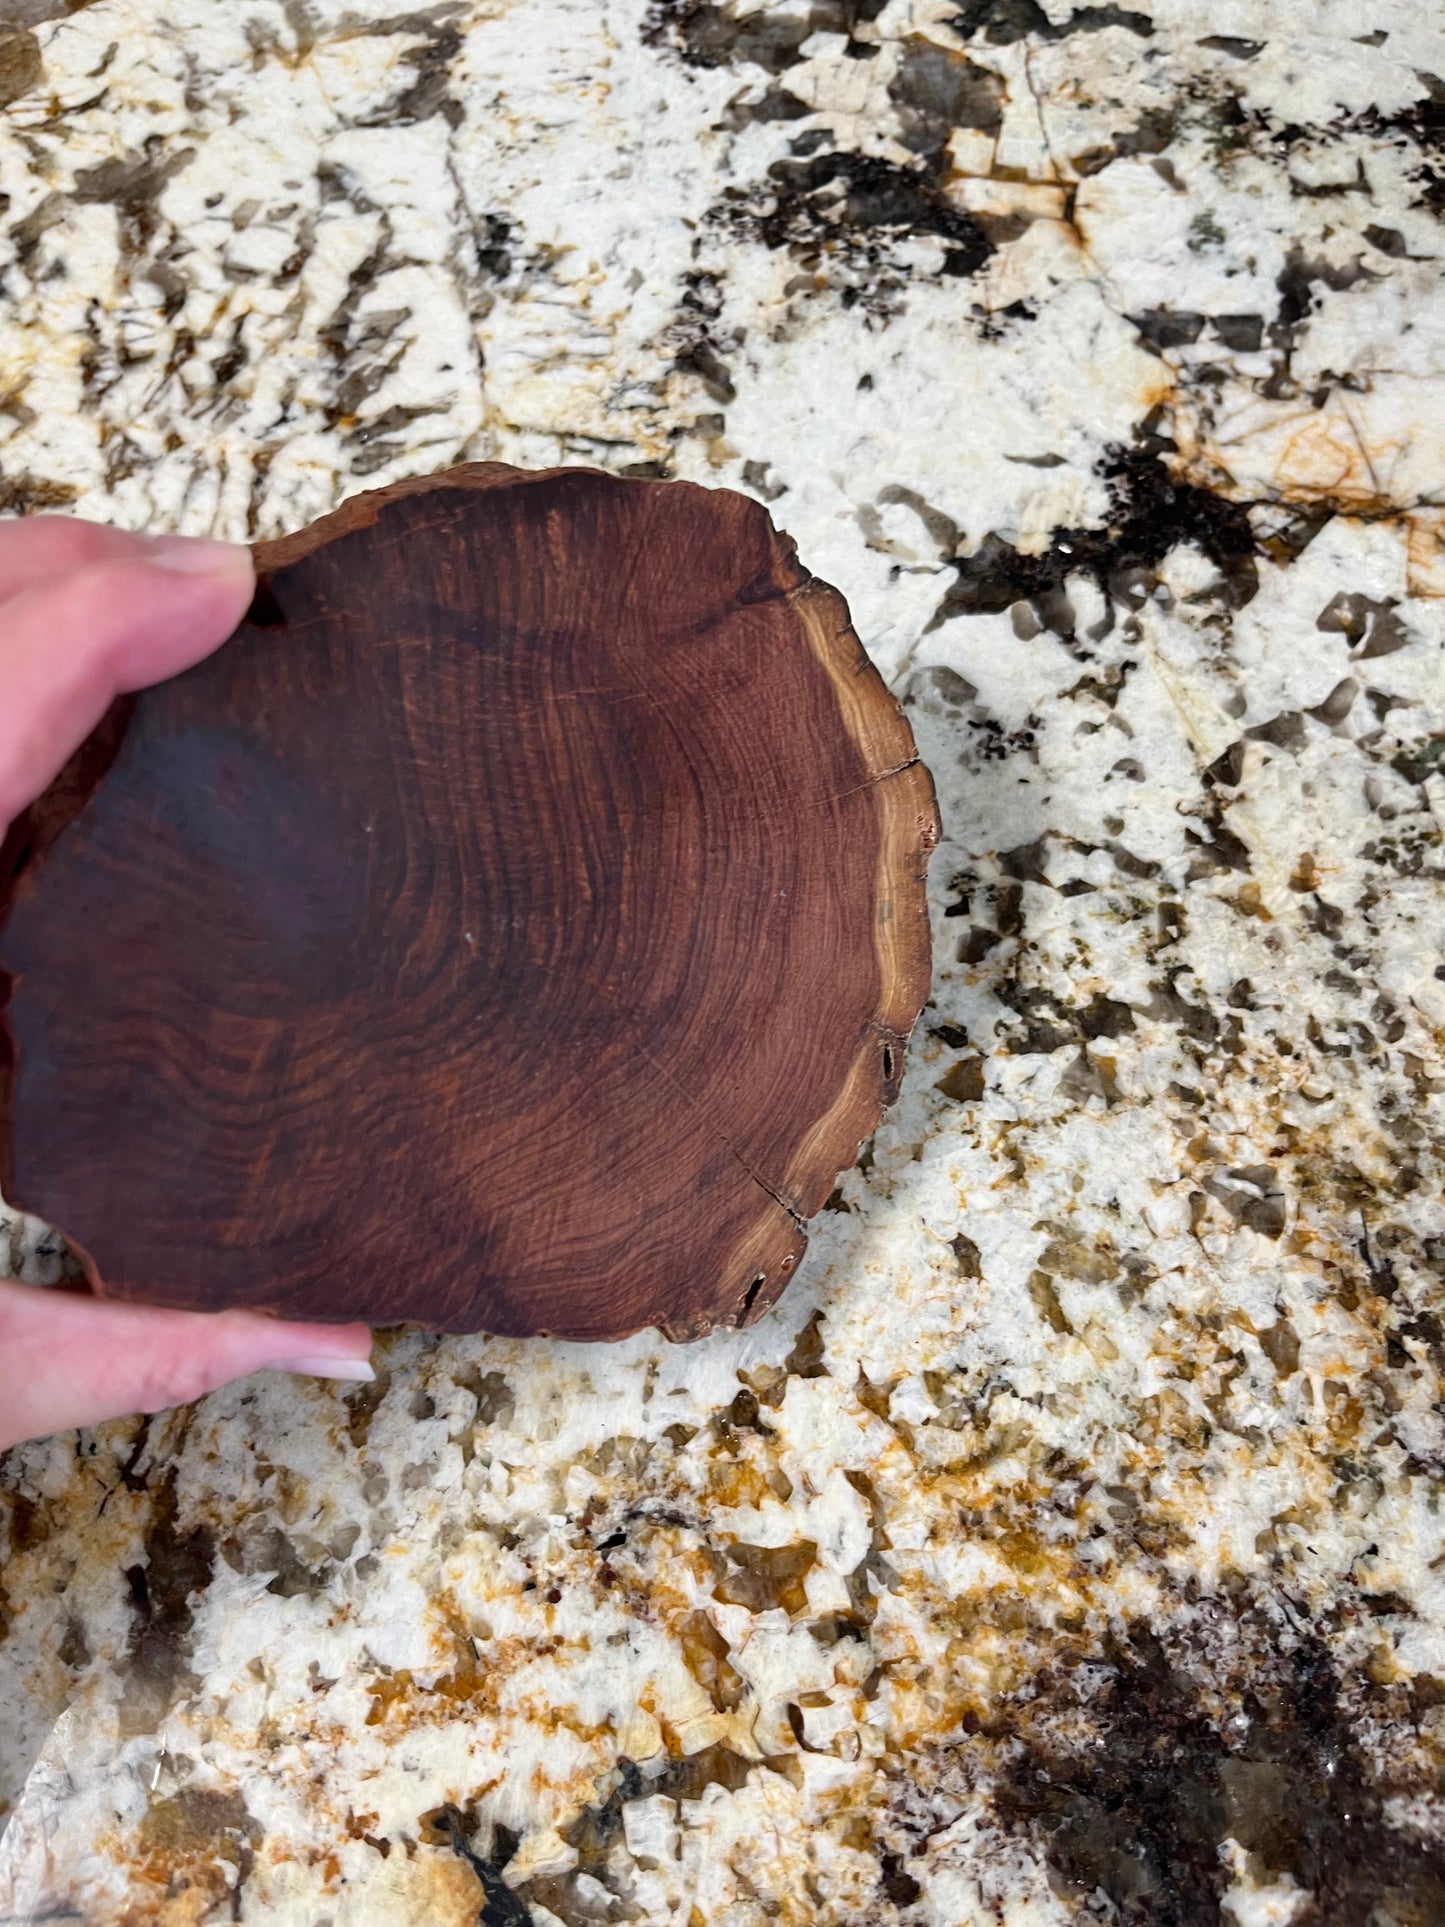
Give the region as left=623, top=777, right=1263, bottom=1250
left=273, top=1356, right=376, bottom=1383
left=147, top=536, right=254, bottom=577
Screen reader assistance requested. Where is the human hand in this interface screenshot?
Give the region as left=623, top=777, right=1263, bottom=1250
left=0, top=517, right=373, bottom=1456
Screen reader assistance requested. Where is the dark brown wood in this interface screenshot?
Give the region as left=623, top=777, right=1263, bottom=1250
left=0, top=465, right=938, bottom=1339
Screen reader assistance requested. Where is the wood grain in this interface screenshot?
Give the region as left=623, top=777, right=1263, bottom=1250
left=0, top=465, right=938, bottom=1338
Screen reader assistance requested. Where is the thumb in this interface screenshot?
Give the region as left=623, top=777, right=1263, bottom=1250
left=0, top=538, right=255, bottom=832
left=0, top=1280, right=372, bottom=1454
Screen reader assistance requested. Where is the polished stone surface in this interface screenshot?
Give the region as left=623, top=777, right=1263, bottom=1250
left=2, top=1, right=1445, bottom=1920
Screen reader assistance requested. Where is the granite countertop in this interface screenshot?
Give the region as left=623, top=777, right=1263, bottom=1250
left=2, top=0, right=1445, bottom=1920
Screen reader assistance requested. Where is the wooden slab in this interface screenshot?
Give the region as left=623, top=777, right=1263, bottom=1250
left=0, top=465, right=938, bottom=1338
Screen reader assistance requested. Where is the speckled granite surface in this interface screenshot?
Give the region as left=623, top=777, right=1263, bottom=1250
left=3, top=1, right=1445, bottom=1921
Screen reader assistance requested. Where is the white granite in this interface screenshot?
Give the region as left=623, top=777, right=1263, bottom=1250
left=3, top=0, right=1445, bottom=1920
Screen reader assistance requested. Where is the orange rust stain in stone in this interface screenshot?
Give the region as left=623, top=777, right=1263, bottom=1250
left=706, top=1455, right=782, bottom=1509
left=509, top=1692, right=614, bottom=1746
left=110, top=1785, right=260, bottom=1927
left=1407, top=508, right=1445, bottom=597
left=1210, top=405, right=1401, bottom=512
left=364, top=1624, right=513, bottom=1729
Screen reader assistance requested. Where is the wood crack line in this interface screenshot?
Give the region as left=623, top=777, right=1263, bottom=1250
left=635, top=1043, right=807, bottom=1232
left=804, top=754, right=922, bottom=813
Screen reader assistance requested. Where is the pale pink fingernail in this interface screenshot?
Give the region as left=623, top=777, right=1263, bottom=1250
left=273, top=1356, right=376, bottom=1382
left=147, top=536, right=254, bottom=577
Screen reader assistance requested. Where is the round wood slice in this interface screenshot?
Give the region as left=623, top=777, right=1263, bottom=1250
left=0, top=465, right=938, bottom=1339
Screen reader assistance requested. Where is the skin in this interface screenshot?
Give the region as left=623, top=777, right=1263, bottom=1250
left=0, top=517, right=374, bottom=1456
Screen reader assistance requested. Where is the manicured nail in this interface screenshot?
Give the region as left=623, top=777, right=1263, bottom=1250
left=273, top=1356, right=376, bottom=1382
left=147, top=536, right=254, bottom=577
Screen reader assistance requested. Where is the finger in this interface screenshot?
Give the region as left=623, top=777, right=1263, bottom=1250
left=0, top=1280, right=373, bottom=1454
left=0, top=544, right=255, bottom=830
left=0, top=515, right=173, bottom=608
